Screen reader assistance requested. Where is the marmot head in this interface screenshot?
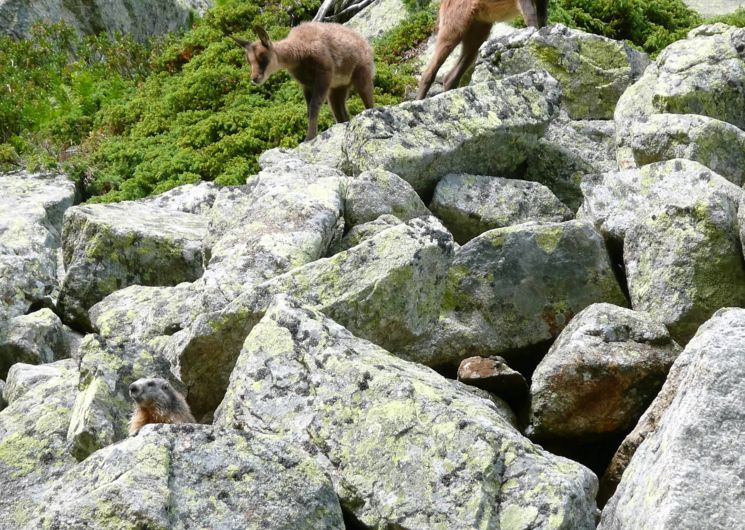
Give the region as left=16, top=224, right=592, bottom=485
left=129, top=378, right=177, bottom=409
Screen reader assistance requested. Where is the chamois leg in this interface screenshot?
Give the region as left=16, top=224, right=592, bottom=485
left=442, top=21, right=492, bottom=92
left=517, top=0, right=540, bottom=27
left=416, top=34, right=459, bottom=100
left=305, top=76, right=331, bottom=141
left=352, top=64, right=375, bottom=109
left=535, top=0, right=549, bottom=28
left=328, top=86, right=351, bottom=123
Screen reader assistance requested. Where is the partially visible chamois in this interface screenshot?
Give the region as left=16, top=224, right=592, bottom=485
left=232, top=23, right=375, bottom=141
left=417, top=0, right=549, bottom=99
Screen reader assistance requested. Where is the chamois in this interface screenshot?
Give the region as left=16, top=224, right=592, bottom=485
left=417, top=0, right=549, bottom=99
left=232, top=23, right=375, bottom=141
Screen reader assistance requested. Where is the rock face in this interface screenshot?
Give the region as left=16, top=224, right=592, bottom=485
left=600, top=308, right=745, bottom=528
left=474, top=24, right=650, bottom=120
left=29, top=424, right=343, bottom=530
left=343, top=168, right=429, bottom=227
left=216, top=296, right=599, bottom=529
left=430, top=173, right=572, bottom=244
left=0, top=309, right=72, bottom=378
left=421, top=220, right=627, bottom=368
left=0, top=0, right=212, bottom=40
left=528, top=304, right=680, bottom=441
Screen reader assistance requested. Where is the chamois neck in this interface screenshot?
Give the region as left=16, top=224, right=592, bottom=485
left=274, top=39, right=304, bottom=68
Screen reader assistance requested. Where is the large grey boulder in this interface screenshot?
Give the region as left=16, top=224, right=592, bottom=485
left=167, top=216, right=454, bottom=418
left=344, top=168, right=429, bottom=227
left=344, top=70, right=562, bottom=195
left=328, top=214, right=402, bottom=254
left=615, top=24, right=745, bottom=171
left=430, top=173, right=572, bottom=244
left=419, top=220, right=627, bottom=367
left=0, top=171, right=76, bottom=324
left=474, top=24, right=650, bottom=120
left=30, top=425, right=344, bottom=530
left=140, top=181, right=219, bottom=214
left=528, top=303, right=680, bottom=441
left=216, top=296, right=599, bottom=529
left=600, top=308, right=745, bottom=528
left=0, top=309, right=73, bottom=378
left=0, top=360, right=79, bottom=526
left=0, top=0, right=212, bottom=40
left=58, top=202, right=208, bottom=329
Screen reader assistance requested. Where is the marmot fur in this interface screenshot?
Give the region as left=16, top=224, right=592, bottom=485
left=128, top=377, right=195, bottom=435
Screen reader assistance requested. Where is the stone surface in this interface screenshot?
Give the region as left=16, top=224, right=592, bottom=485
left=58, top=202, right=208, bottom=329
left=528, top=303, right=680, bottom=441
left=474, top=24, right=650, bottom=120
left=600, top=308, right=745, bottom=528
left=615, top=25, right=745, bottom=169
left=0, top=0, right=212, bottom=40
left=30, top=424, right=344, bottom=530
left=0, top=309, right=71, bottom=379
left=0, top=379, right=5, bottom=410
left=216, top=296, right=599, bottom=530
left=328, top=214, right=402, bottom=254
left=140, top=181, right=219, bottom=214
left=344, top=70, right=561, bottom=195
left=167, top=216, right=455, bottom=418
left=430, top=173, right=572, bottom=244
left=344, top=168, right=429, bottom=227
left=419, top=220, right=627, bottom=367
left=457, top=355, right=528, bottom=408
left=345, top=0, right=408, bottom=40
left=684, top=0, right=745, bottom=16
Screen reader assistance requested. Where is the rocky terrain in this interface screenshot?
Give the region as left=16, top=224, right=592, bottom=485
left=1, top=15, right=745, bottom=530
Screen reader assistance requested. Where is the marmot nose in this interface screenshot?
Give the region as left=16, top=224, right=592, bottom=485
left=129, top=383, right=139, bottom=395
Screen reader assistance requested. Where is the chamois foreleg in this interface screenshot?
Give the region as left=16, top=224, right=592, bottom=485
left=535, top=0, right=549, bottom=28
left=352, top=63, right=375, bottom=109
left=328, top=86, right=351, bottom=123
left=305, top=75, right=331, bottom=141
left=517, top=0, right=541, bottom=27
left=442, top=21, right=492, bottom=92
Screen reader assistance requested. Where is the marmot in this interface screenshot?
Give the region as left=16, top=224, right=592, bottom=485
left=128, top=377, right=195, bottom=435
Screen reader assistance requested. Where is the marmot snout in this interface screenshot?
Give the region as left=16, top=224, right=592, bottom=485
left=128, top=377, right=195, bottom=435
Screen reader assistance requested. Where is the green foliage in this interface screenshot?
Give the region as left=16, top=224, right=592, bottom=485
left=708, top=7, right=745, bottom=28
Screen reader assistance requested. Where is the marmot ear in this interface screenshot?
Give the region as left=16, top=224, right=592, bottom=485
left=253, top=25, right=273, bottom=49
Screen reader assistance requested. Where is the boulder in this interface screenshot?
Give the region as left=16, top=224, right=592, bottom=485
left=30, top=425, right=344, bottom=530
left=344, top=168, right=429, bottom=227
left=216, top=296, right=599, bottom=529
left=0, top=309, right=71, bottom=378
left=0, top=379, right=5, bottom=410
left=167, top=216, right=455, bottom=418
left=58, top=202, right=208, bottom=329
left=420, top=220, right=626, bottom=368
left=430, top=173, right=572, bottom=244
left=528, top=303, right=680, bottom=441
left=344, top=70, right=561, bottom=195
left=599, top=308, right=745, bottom=528
left=328, top=214, right=402, bottom=254
left=615, top=25, right=745, bottom=169
left=473, top=24, right=650, bottom=120
left=457, top=355, right=529, bottom=408
left=345, top=0, right=409, bottom=40
left=140, top=181, right=219, bottom=214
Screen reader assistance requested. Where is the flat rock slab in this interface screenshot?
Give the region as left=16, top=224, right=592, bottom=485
left=216, top=296, right=599, bottom=530
left=684, top=0, right=745, bottom=16
left=58, top=202, right=208, bottom=329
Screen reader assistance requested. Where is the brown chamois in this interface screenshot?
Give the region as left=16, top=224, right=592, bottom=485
left=232, top=23, right=375, bottom=141
left=417, top=0, right=549, bottom=99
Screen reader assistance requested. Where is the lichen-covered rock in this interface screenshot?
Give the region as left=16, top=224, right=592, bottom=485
left=615, top=24, right=745, bottom=169
left=430, top=173, right=572, bottom=244
left=0, top=360, right=78, bottom=527
left=344, top=168, right=429, bottom=227
left=30, top=424, right=344, bottom=530
left=261, top=124, right=349, bottom=171
left=140, top=181, right=219, bottom=214
left=167, top=216, right=454, bottom=418
left=0, top=0, right=212, bottom=40
left=457, top=355, right=528, bottom=408
left=419, top=220, right=626, bottom=367
left=624, top=202, right=745, bottom=344
left=58, top=202, right=208, bottom=329
left=216, top=296, right=599, bottom=529
left=0, top=309, right=71, bottom=378
left=579, top=159, right=743, bottom=246
left=474, top=24, right=650, bottom=120
left=0, top=171, right=77, bottom=324
left=328, top=214, right=402, bottom=254
left=345, top=0, right=408, bottom=40
left=622, top=113, right=745, bottom=186
left=599, top=308, right=745, bottom=528
left=344, top=70, right=561, bottom=195
left=528, top=303, right=680, bottom=441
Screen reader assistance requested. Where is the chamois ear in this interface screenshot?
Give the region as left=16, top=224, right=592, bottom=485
left=230, top=35, right=252, bottom=48
left=253, top=25, right=273, bottom=49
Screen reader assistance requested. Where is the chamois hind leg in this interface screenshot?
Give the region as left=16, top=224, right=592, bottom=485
left=305, top=75, right=331, bottom=141
left=328, top=86, right=351, bottom=123
left=416, top=33, right=460, bottom=99
left=352, top=64, right=375, bottom=109
left=535, top=0, right=549, bottom=28
left=442, top=21, right=492, bottom=92
left=517, top=0, right=540, bottom=27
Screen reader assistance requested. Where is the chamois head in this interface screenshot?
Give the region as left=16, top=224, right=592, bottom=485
left=232, top=26, right=279, bottom=85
